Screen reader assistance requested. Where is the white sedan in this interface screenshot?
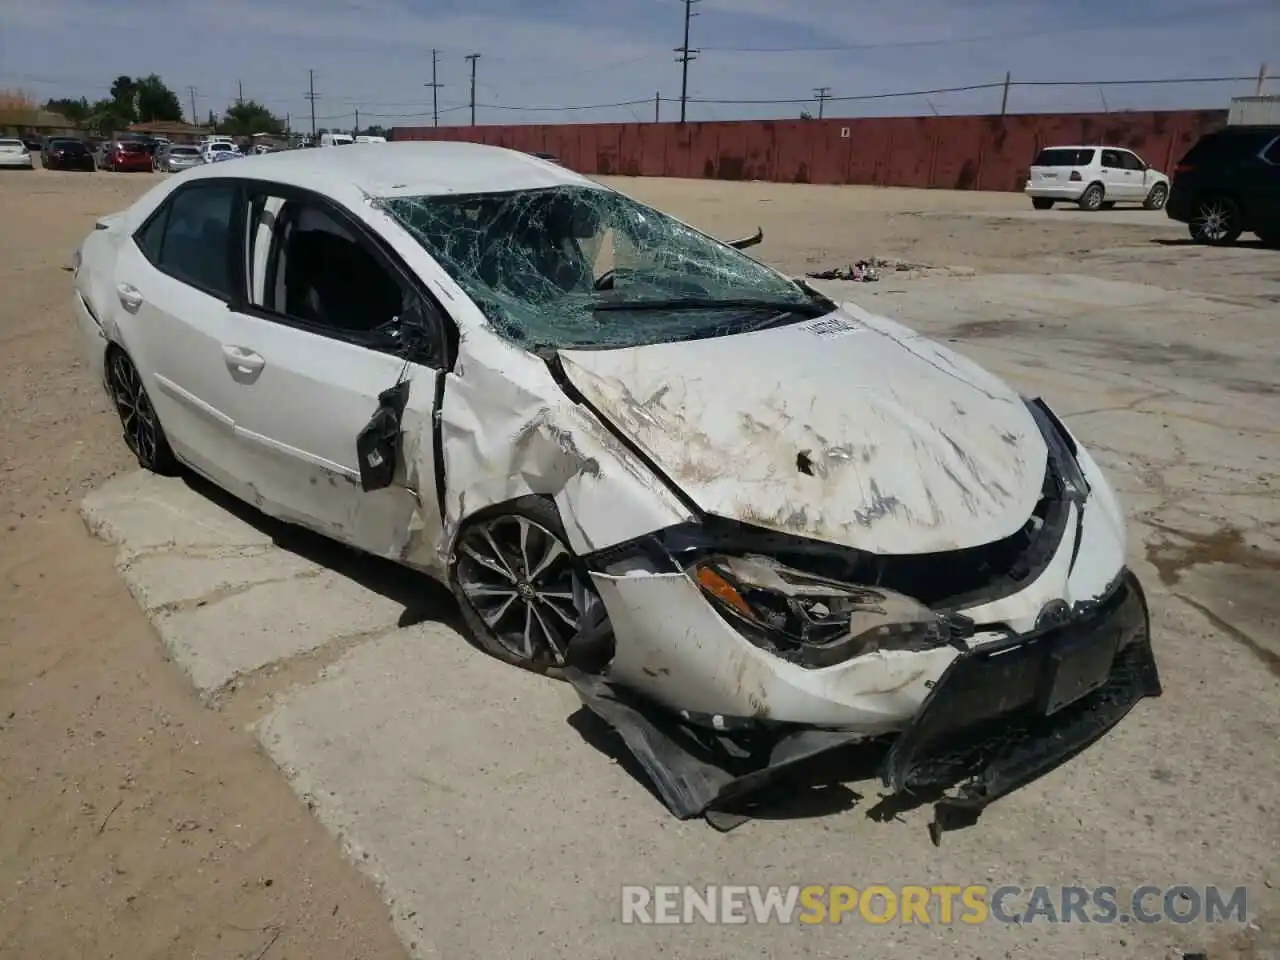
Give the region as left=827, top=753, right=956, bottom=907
left=0, top=138, right=34, bottom=168
left=71, top=142, right=1160, bottom=826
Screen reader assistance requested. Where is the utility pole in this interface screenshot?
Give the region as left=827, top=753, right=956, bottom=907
left=285, top=113, right=290, bottom=134
left=654, top=91, right=660, bottom=122
left=1000, top=71, right=1011, bottom=115
left=305, top=69, right=319, bottom=137
left=237, top=80, right=243, bottom=105
left=1257, top=62, right=1268, bottom=96
left=465, top=53, right=480, bottom=126
left=354, top=106, right=360, bottom=135
left=425, top=49, right=443, bottom=127
left=674, top=0, right=700, bottom=123
left=813, top=86, right=831, bottom=119
left=187, top=86, right=197, bottom=125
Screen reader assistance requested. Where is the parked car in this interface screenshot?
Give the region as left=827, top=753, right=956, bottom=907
left=69, top=142, right=1160, bottom=822
left=42, top=137, right=95, bottom=171
left=0, top=138, right=34, bottom=169
left=1165, top=125, right=1280, bottom=245
left=319, top=132, right=354, bottom=147
left=156, top=143, right=205, bottom=172
left=20, top=135, right=43, bottom=151
left=1024, top=146, right=1170, bottom=211
left=97, top=139, right=154, bottom=172
left=200, top=139, right=239, bottom=162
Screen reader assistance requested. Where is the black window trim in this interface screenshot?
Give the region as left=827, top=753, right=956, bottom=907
left=1258, top=135, right=1280, bottom=167
left=228, top=178, right=458, bottom=371
left=130, top=177, right=242, bottom=304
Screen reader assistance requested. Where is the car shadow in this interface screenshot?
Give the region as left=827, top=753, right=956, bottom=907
left=179, top=470, right=464, bottom=633
left=1150, top=237, right=1269, bottom=248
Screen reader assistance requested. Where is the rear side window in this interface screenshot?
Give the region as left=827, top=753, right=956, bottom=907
left=136, top=182, right=238, bottom=299
left=1263, top=137, right=1280, bottom=165
left=1179, top=130, right=1273, bottom=164
left=1034, top=148, right=1094, bottom=166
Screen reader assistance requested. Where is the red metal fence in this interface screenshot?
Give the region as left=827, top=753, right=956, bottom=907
left=392, top=110, right=1225, bottom=191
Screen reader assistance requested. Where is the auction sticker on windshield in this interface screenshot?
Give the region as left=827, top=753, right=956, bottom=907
left=801, top=315, right=862, bottom=339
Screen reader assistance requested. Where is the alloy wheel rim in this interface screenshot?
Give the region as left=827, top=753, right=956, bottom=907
left=1193, top=200, right=1231, bottom=241
left=1150, top=186, right=1167, bottom=209
left=455, top=515, right=582, bottom=665
left=109, top=353, right=158, bottom=466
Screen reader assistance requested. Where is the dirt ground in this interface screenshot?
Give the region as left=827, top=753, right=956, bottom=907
left=0, top=163, right=1275, bottom=958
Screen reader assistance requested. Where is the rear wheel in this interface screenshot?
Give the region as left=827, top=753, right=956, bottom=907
left=1143, top=183, right=1168, bottom=210
left=1078, top=183, right=1105, bottom=211
left=450, top=497, right=594, bottom=676
left=106, top=348, right=178, bottom=474
left=1189, top=195, right=1242, bottom=245
left=1031, top=197, right=1054, bottom=210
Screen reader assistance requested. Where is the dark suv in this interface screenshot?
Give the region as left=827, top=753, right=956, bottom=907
left=1166, top=126, right=1280, bottom=245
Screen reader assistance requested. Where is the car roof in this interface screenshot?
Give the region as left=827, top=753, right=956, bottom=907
left=178, top=140, right=595, bottom=198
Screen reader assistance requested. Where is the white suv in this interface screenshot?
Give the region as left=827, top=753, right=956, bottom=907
left=1025, top=145, right=1170, bottom=212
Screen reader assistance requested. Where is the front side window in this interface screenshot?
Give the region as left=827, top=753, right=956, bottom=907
left=140, top=181, right=237, bottom=298
left=382, top=185, right=818, bottom=351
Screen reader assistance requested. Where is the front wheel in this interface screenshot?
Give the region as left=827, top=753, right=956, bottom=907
left=450, top=497, right=596, bottom=676
left=1143, top=183, right=1168, bottom=210
left=1189, top=195, right=1242, bottom=245
left=1078, top=183, right=1105, bottom=211
left=1031, top=197, right=1054, bottom=210
left=107, top=348, right=178, bottom=474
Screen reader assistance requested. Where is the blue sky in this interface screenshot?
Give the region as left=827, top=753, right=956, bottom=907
left=1, top=0, right=1276, bottom=129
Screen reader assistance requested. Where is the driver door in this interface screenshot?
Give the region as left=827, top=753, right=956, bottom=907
left=217, top=183, right=450, bottom=564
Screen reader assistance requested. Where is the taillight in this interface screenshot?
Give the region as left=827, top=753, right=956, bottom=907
left=1069, top=170, right=1082, bottom=181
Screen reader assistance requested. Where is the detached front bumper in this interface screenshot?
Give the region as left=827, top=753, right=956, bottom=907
left=567, top=569, right=1159, bottom=834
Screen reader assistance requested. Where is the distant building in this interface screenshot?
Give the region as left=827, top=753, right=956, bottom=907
left=0, top=108, right=77, bottom=138
left=127, top=120, right=210, bottom=143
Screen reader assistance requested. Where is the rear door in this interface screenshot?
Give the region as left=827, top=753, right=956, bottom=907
left=213, top=181, right=450, bottom=561
left=113, top=178, right=250, bottom=496
left=1099, top=149, right=1133, bottom=200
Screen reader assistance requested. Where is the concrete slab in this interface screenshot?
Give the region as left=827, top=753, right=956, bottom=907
left=81, top=264, right=1280, bottom=960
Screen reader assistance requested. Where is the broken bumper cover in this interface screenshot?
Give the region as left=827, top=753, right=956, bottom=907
left=567, top=569, right=1159, bottom=828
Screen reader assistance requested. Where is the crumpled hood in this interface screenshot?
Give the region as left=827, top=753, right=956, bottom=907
left=558, top=302, right=1049, bottom=555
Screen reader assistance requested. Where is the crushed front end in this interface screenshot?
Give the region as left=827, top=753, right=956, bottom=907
left=562, top=396, right=1162, bottom=834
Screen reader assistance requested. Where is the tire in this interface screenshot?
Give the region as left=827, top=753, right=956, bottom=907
left=1188, top=195, right=1242, bottom=245
left=1143, top=183, right=1169, bottom=211
left=1078, top=183, right=1105, bottom=211
left=106, top=347, right=178, bottom=475
left=450, top=496, right=598, bottom=677
left=1031, top=197, right=1054, bottom=210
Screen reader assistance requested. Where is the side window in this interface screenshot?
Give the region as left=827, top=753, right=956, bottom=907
left=1262, top=137, right=1280, bottom=166
left=1101, top=150, right=1121, bottom=168
left=135, top=204, right=169, bottom=264
left=145, top=182, right=237, bottom=298
left=242, top=189, right=447, bottom=364
left=1121, top=151, right=1146, bottom=171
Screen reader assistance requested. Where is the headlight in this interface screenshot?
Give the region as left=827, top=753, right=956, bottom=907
left=690, top=554, right=968, bottom=668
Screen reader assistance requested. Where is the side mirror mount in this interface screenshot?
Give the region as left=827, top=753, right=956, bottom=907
left=356, top=379, right=411, bottom=491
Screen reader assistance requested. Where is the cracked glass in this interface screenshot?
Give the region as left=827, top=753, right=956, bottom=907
left=381, top=185, right=818, bottom=351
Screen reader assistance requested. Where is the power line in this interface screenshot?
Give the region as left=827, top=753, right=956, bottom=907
left=675, top=0, right=700, bottom=122
left=465, top=53, right=480, bottom=126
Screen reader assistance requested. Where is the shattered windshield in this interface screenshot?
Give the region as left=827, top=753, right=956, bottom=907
left=381, top=185, right=822, bottom=350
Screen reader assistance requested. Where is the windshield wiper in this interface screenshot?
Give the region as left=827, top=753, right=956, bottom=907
left=592, top=296, right=829, bottom=318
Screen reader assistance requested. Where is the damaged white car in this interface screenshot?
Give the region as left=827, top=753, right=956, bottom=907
left=72, top=142, right=1160, bottom=832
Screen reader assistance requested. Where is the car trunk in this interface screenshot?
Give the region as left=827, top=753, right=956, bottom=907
left=1028, top=148, right=1095, bottom=186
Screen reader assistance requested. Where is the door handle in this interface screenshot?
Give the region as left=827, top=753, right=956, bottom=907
left=222, top=345, right=265, bottom=378
left=116, top=282, right=143, bottom=312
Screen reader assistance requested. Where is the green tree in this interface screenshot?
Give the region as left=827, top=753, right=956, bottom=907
left=109, top=75, right=137, bottom=123
left=134, top=74, right=183, bottom=123
left=44, top=96, right=91, bottom=124
left=220, top=99, right=285, bottom=136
